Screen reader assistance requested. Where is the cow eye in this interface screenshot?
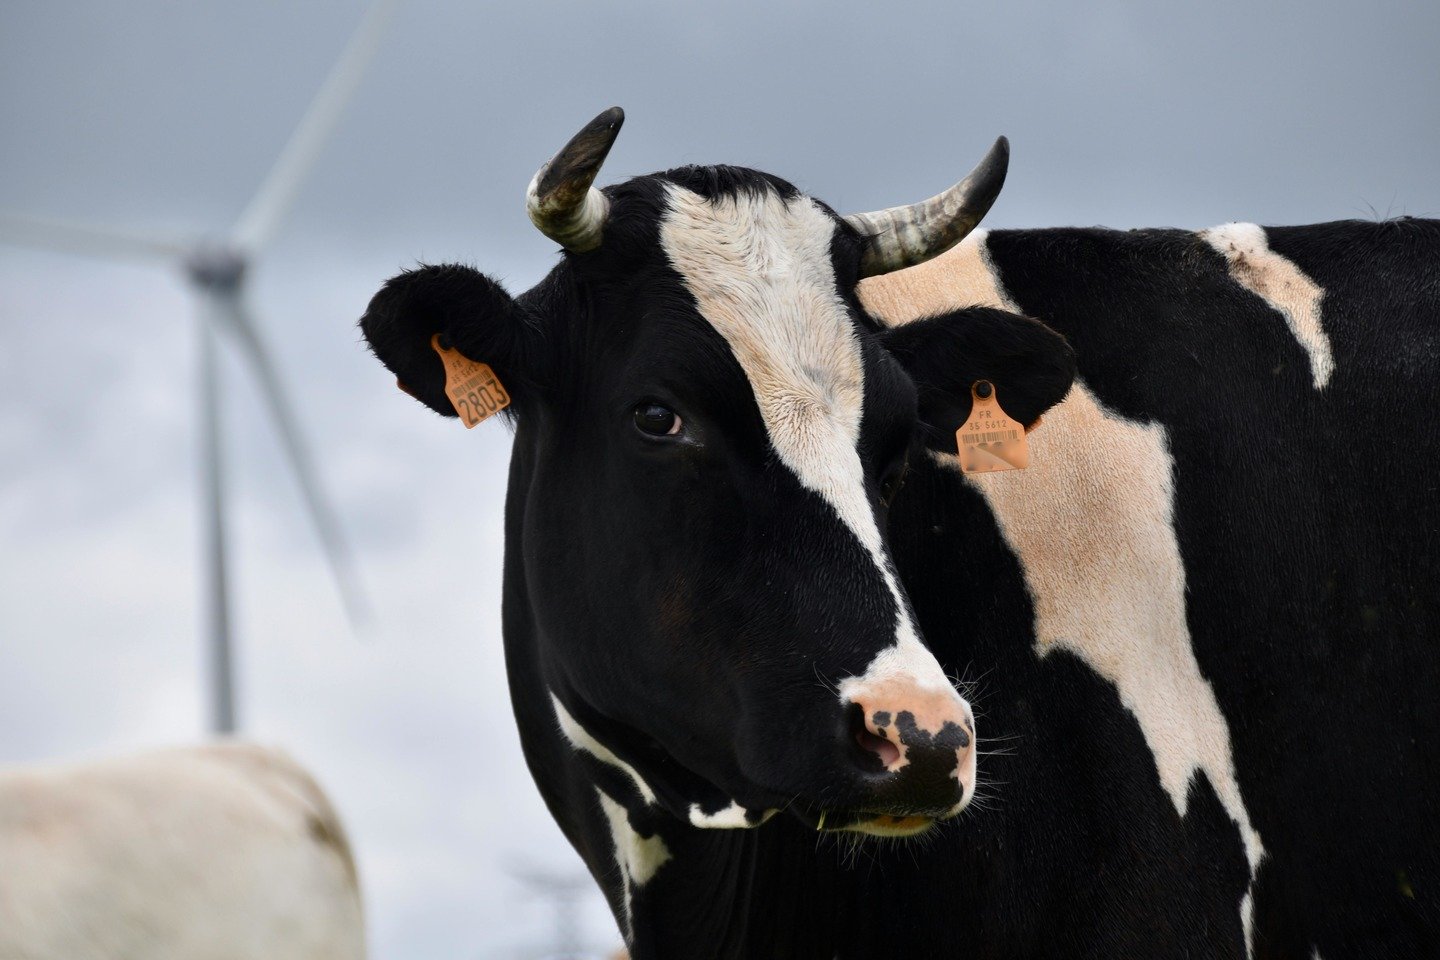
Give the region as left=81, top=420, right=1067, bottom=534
left=879, top=456, right=909, bottom=506
left=633, top=402, right=683, bottom=438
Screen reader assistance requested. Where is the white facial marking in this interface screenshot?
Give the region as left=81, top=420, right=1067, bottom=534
left=687, top=800, right=777, bottom=829
left=551, top=693, right=657, bottom=805
left=660, top=185, right=954, bottom=702
left=595, top=788, right=671, bottom=937
left=859, top=230, right=1266, bottom=921
left=1202, top=222, right=1334, bottom=389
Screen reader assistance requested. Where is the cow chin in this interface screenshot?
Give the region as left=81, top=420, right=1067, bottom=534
left=552, top=690, right=798, bottom=828
left=684, top=785, right=968, bottom=839
left=785, top=805, right=948, bottom=840
left=847, top=814, right=940, bottom=839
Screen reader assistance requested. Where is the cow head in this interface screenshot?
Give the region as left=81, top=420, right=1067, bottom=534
left=360, top=109, right=1074, bottom=840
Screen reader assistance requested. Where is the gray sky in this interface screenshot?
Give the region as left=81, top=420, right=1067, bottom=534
left=1, top=1, right=1436, bottom=956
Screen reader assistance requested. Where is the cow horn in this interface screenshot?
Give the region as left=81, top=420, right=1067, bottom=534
left=525, top=106, right=625, bottom=252
left=845, top=136, right=1009, bottom=277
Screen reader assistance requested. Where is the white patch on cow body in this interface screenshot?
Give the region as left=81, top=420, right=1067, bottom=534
left=1201, top=222, right=1333, bottom=389
left=1242, top=890, right=1256, bottom=959
left=660, top=186, right=954, bottom=702
left=552, top=694, right=657, bottom=805
left=858, top=230, right=1266, bottom=889
left=596, top=788, right=671, bottom=938
left=687, top=800, right=777, bottom=829
left=853, top=228, right=1008, bottom=320
left=949, top=389, right=1264, bottom=873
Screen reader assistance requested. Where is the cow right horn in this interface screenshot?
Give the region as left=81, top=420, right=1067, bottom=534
left=526, top=106, right=625, bottom=253
left=845, top=136, right=1009, bottom=277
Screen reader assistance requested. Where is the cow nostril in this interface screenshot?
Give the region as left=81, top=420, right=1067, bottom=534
left=855, top=727, right=900, bottom=768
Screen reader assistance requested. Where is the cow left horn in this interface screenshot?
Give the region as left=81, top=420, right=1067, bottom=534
left=845, top=136, right=1009, bottom=277
left=526, top=106, right=625, bottom=253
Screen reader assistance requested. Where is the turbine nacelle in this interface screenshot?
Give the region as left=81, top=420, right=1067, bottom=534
left=185, top=246, right=248, bottom=295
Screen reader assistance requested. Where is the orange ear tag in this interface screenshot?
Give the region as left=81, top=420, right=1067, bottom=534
left=430, top=334, right=511, bottom=429
left=956, top=380, right=1029, bottom=473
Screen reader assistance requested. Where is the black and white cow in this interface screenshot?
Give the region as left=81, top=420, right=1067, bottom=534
left=0, top=743, right=366, bottom=960
left=360, top=108, right=1438, bottom=958
left=859, top=219, right=1440, bottom=959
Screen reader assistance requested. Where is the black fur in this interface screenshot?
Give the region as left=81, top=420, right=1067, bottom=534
left=974, top=219, right=1440, bottom=959
left=879, top=307, right=1077, bottom=452
left=655, top=163, right=802, bottom=202
left=359, top=263, right=549, bottom=419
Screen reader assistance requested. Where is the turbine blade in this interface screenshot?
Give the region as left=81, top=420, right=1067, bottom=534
left=213, top=294, right=370, bottom=630
left=230, top=0, right=402, bottom=251
left=0, top=212, right=188, bottom=263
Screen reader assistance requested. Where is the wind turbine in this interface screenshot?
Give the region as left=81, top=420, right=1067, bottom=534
left=0, top=0, right=399, bottom=734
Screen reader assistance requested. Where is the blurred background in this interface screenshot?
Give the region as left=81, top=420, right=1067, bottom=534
left=1, top=1, right=1435, bottom=956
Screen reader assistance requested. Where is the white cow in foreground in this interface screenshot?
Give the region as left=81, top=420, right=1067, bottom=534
left=0, top=741, right=365, bottom=960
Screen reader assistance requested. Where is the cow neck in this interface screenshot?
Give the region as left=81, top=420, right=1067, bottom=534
left=503, top=598, right=843, bottom=953
left=517, top=693, right=847, bottom=955
left=625, top=819, right=845, bottom=959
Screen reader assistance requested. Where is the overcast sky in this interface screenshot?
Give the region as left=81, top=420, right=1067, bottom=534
left=1, top=1, right=1436, bottom=957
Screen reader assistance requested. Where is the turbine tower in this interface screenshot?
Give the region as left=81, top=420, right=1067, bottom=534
left=0, top=0, right=399, bottom=734
left=506, top=863, right=608, bottom=959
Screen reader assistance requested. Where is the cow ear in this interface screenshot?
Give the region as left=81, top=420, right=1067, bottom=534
left=359, top=264, right=547, bottom=419
left=878, top=308, right=1076, bottom=454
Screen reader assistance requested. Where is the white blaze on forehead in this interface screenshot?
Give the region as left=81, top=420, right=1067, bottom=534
left=660, top=185, right=951, bottom=696
left=1201, top=222, right=1334, bottom=390
left=859, top=231, right=1266, bottom=930
left=552, top=693, right=657, bottom=805
left=595, top=788, right=671, bottom=938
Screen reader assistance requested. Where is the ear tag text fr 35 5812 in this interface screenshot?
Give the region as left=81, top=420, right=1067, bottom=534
left=956, top=379, right=1029, bottom=473
left=430, top=333, right=511, bottom=428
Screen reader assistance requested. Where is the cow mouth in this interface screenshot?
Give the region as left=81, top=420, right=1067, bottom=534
left=619, top=744, right=943, bottom=839
left=557, top=700, right=961, bottom=838
left=790, top=805, right=941, bottom=838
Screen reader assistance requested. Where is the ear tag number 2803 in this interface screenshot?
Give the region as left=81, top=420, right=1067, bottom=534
left=956, top=380, right=1029, bottom=473
left=431, top=334, right=511, bottom=429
